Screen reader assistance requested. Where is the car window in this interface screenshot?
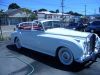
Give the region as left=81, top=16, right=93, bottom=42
left=38, top=22, right=43, bottom=29
left=52, top=21, right=61, bottom=28
left=43, top=21, right=53, bottom=29
left=19, top=23, right=32, bottom=30
left=32, top=22, right=43, bottom=30
left=43, top=21, right=66, bottom=30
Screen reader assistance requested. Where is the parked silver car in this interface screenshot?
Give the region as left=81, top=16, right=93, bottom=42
left=11, top=20, right=100, bottom=66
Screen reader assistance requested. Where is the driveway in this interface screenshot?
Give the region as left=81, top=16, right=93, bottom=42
left=0, top=40, right=100, bottom=75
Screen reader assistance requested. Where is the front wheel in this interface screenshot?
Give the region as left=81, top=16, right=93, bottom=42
left=57, top=47, right=74, bottom=66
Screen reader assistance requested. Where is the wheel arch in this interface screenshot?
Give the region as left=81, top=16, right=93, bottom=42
left=14, top=37, right=18, bottom=43
left=55, top=41, right=83, bottom=61
left=56, top=46, right=75, bottom=65
left=56, top=46, right=75, bottom=59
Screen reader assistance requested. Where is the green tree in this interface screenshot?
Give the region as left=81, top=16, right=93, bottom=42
left=21, top=8, right=32, bottom=13
left=49, top=9, right=59, bottom=13
left=66, top=11, right=74, bottom=15
left=21, top=8, right=32, bottom=21
left=49, top=10, right=55, bottom=13
left=38, top=8, right=47, bottom=12
left=56, top=9, right=59, bottom=13
left=8, top=3, right=20, bottom=9
left=21, top=8, right=37, bottom=21
left=33, top=10, right=38, bottom=14
left=74, top=12, right=82, bottom=16
left=66, top=11, right=82, bottom=16
left=30, top=14, right=37, bottom=20
left=0, top=9, right=4, bottom=13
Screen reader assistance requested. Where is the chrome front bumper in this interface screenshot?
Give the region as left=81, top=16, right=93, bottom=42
left=76, top=48, right=100, bottom=63
left=77, top=37, right=100, bottom=63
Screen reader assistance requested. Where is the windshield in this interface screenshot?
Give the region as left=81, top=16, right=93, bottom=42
left=92, top=21, right=100, bottom=26
left=42, top=21, right=67, bottom=30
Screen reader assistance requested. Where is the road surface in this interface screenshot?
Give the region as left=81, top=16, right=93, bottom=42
left=0, top=40, right=100, bottom=75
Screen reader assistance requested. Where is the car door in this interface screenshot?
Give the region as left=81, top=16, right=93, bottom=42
left=33, top=21, right=57, bottom=54
left=19, top=22, right=37, bottom=49
left=30, top=22, right=47, bottom=52
left=21, top=22, right=46, bottom=52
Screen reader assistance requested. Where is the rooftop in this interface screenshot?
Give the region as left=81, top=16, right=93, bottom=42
left=38, top=11, right=70, bottom=16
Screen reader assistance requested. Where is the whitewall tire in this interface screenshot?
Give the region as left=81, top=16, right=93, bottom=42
left=57, top=47, right=74, bottom=66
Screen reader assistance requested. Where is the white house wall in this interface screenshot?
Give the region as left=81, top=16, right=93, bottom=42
left=37, top=12, right=73, bottom=21
left=9, top=12, right=30, bottom=17
left=37, top=14, right=45, bottom=20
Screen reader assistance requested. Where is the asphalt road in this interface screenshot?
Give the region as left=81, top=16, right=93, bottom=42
left=0, top=40, right=100, bottom=75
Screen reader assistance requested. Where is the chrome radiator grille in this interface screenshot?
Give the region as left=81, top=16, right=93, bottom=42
left=89, top=34, right=96, bottom=52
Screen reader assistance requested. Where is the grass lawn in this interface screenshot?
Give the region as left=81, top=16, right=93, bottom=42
left=0, top=35, right=10, bottom=41
left=0, top=35, right=4, bottom=41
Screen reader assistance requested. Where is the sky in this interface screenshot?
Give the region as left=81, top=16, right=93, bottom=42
left=0, top=0, right=100, bottom=15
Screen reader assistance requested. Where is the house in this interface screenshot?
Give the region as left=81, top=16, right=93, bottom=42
left=6, top=9, right=32, bottom=25
left=0, top=12, right=8, bottom=25
left=0, top=9, right=32, bottom=25
left=37, top=11, right=73, bottom=22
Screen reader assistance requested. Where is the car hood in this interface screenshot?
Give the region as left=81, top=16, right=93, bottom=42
left=45, top=28, right=90, bottom=38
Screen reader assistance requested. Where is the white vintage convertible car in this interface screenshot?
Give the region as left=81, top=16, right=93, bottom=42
left=11, top=20, right=100, bottom=66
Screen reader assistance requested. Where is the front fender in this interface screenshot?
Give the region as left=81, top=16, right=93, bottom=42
left=56, top=39, right=84, bottom=60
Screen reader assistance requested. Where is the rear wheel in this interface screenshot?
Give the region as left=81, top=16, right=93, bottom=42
left=57, top=47, right=74, bottom=66
left=15, top=38, right=22, bottom=50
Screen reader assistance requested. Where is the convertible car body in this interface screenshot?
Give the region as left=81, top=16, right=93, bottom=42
left=11, top=20, right=100, bottom=66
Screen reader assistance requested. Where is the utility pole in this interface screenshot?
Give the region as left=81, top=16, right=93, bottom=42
left=85, top=4, right=87, bottom=17
left=61, top=0, right=64, bottom=20
left=99, top=7, right=100, bottom=14
left=84, top=0, right=87, bottom=17
left=94, top=9, right=96, bottom=14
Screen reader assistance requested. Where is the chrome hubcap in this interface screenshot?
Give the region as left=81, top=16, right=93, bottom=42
left=58, top=48, right=73, bottom=65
